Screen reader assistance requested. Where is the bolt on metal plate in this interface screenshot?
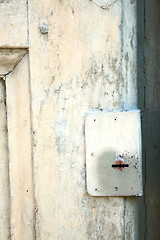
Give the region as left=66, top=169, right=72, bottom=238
left=85, top=110, right=143, bottom=196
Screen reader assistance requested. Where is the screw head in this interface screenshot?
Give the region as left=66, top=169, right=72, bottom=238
left=40, top=24, right=48, bottom=34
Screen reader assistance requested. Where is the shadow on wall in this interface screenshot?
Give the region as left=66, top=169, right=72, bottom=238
left=97, top=151, right=116, bottom=191
left=137, top=0, right=160, bottom=239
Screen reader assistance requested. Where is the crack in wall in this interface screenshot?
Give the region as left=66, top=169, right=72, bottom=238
left=26, top=1, right=36, bottom=239
left=91, top=0, right=119, bottom=9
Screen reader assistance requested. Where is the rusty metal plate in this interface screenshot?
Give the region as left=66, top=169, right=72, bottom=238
left=85, top=110, right=143, bottom=196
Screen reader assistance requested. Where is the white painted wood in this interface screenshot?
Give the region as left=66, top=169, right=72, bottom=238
left=6, top=54, right=34, bottom=240
left=28, top=0, right=127, bottom=239
left=0, top=0, right=26, bottom=3
left=121, top=0, right=137, bottom=109
left=0, top=48, right=27, bottom=76
left=120, top=2, right=140, bottom=239
left=0, top=0, right=139, bottom=239
left=0, top=79, right=10, bottom=240
left=0, top=3, right=28, bottom=47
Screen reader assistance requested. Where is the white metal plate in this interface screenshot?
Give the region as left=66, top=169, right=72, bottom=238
left=85, top=110, right=143, bottom=196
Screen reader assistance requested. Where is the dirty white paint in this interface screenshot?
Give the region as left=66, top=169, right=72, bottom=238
left=28, top=0, right=138, bottom=239
left=6, top=54, right=34, bottom=240
left=0, top=79, right=10, bottom=239
left=0, top=2, right=28, bottom=47
left=0, top=0, right=139, bottom=239
left=0, top=48, right=27, bottom=76
left=121, top=0, right=137, bottom=109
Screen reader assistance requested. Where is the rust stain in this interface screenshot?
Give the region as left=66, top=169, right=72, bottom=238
left=112, top=160, right=129, bottom=172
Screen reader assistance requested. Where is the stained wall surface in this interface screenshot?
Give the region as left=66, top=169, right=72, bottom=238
left=0, top=0, right=146, bottom=239
left=28, top=0, right=138, bottom=239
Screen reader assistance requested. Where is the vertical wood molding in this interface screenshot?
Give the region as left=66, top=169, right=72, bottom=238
left=0, top=1, right=34, bottom=239
left=0, top=78, right=10, bottom=240
left=0, top=50, right=34, bottom=240
left=6, top=53, right=35, bottom=240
